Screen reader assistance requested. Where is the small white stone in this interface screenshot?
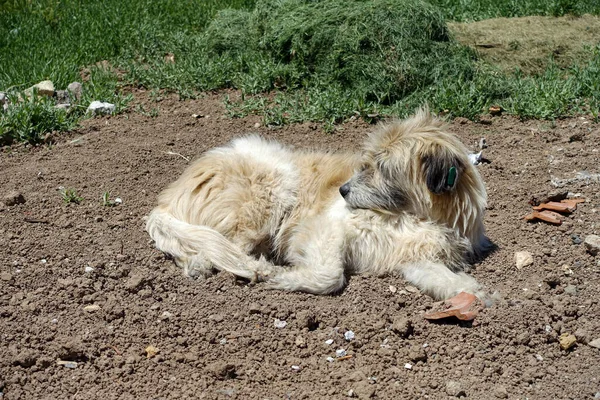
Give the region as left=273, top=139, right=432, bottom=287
left=535, top=354, right=544, bottom=361
left=40, top=259, right=47, bottom=264
left=84, top=266, right=94, bottom=273
left=291, top=365, right=301, bottom=371
left=83, top=304, right=100, bottom=312
left=389, top=285, right=397, bottom=293
left=515, top=251, right=533, bottom=269
left=114, top=197, right=122, bottom=204
left=344, top=331, right=355, bottom=341
left=335, top=349, right=347, bottom=358
left=325, top=339, right=334, bottom=345
left=326, top=356, right=335, bottom=363
left=404, top=363, right=412, bottom=369
left=274, top=318, right=287, bottom=329
left=219, top=338, right=227, bottom=345
left=161, top=311, right=173, bottom=318
left=51, top=318, right=58, bottom=324
left=57, top=360, right=78, bottom=369
left=87, top=100, right=115, bottom=116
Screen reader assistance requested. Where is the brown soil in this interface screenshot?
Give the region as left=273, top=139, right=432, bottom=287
left=1, top=92, right=600, bottom=399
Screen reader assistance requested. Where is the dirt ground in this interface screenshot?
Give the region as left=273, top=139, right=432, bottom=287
left=1, top=91, right=600, bottom=399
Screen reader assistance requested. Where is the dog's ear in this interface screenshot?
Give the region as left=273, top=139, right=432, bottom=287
left=422, top=152, right=463, bottom=194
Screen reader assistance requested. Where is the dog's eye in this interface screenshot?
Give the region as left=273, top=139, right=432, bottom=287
left=360, top=164, right=370, bottom=172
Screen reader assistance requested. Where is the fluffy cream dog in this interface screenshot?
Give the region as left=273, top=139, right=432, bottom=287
left=146, top=109, right=490, bottom=300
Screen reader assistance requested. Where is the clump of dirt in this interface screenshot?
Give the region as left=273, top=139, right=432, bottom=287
left=1, top=91, right=599, bottom=398
left=450, top=14, right=600, bottom=74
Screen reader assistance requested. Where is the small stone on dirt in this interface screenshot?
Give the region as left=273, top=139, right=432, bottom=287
left=67, top=82, right=83, bottom=101
left=559, top=333, right=577, bottom=350
left=515, top=251, right=533, bottom=269
left=57, top=360, right=78, bottom=369
left=291, top=365, right=301, bottom=371
left=584, top=235, right=600, bottom=256
left=344, top=331, right=355, bottom=341
left=493, top=385, right=508, bottom=399
left=87, top=100, right=115, bottom=116
left=145, top=345, right=159, bottom=358
left=3, top=191, right=25, bottom=206
left=445, top=381, right=466, bottom=397
left=326, top=356, right=335, bottom=363
left=125, top=274, right=145, bottom=291
left=325, top=339, right=334, bottom=345
left=274, top=318, right=287, bottom=329
left=336, top=349, right=347, bottom=358
left=391, top=316, right=413, bottom=337
left=1, top=272, right=12, bottom=282
left=295, top=335, right=306, bottom=348
left=564, top=284, right=577, bottom=296
left=588, top=338, right=600, bottom=349
left=83, top=304, right=100, bottom=312
left=84, top=266, right=94, bottom=273
left=404, top=363, right=412, bottom=370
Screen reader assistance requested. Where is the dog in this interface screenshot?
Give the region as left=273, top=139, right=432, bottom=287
left=146, top=108, right=490, bottom=300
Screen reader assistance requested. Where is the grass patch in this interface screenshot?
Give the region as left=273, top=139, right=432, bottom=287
left=1, top=0, right=600, bottom=143
left=450, top=15, right=600, bottom=74
left=429, top=0, right=600, bottom=22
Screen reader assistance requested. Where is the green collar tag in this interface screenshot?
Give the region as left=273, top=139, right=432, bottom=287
left=446, top=166, right=457, bottom=187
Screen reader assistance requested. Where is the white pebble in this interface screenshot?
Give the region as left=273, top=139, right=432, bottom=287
left=404, top=363, right=412, bottom=370
left=114, top=197, right=122, bottom=204
left=535, top=354, right=544, bottom=361
left=344, top=331, right=355, bottom=341
left=51, top=318, right=58, bottom=324
left=41, top=259, right=47, bottom=264
left=389, top=285, right=397, bottom=293
left=84, top=266, right=94, bottom=273
left=335, top=349, right=347, bottom=358
left=219, top=338, right=227, bottom=345
left=291, top=365, right=301, bottom=371
left=326, top=356, right=335, bottom=363
left=274, top=318, right=287, bottom=329
left=325, top=339, right=334, bottom=345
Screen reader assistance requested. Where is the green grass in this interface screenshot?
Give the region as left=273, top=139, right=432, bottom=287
left=429, top=0, right=600, bottom=22
left=1, top=0, right=600, bottom=144
left=60, top=187, right=83, bottom=204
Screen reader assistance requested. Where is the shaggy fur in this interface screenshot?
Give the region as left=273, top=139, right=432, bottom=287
left=146, top=109, right=490, bottom=300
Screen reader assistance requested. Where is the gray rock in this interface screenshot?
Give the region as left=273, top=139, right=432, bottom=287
left=515, top=251, right=533, bottom=269
left=25, top=80, right=55, bottom=97
left=391, top=316, right=413, bottom=337
left=584, top=235, right=600, bottom=256
left=0, top=272, right=12, bottom=282
left=125, top=274, right=145, bottom=291
left=494, top=385, right=508, bottom=399
left=588, top=338, right=600, bottom=349
left=564, top=284, right=578, bottom=296
left=55, top=89, right=70, bottom=104
left=67, top=82, right=83, bottom=101
left=3, top=191, right=25, bottom=206
left=445, top=381, right=466, bottom=397
left=87, top=100, right=115, bottom=116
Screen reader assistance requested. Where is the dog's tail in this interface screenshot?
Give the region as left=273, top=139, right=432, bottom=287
left=145, top=208, right=269, bottom=280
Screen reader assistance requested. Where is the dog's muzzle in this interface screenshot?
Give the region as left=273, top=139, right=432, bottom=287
left=339, top=183, right=351, bottom=198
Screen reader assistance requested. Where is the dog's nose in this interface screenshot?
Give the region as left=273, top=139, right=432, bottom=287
left=339, top=183, right=350, bottom=198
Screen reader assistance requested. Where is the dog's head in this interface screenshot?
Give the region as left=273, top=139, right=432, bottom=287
left=339, top=108, right=488, bottom=252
